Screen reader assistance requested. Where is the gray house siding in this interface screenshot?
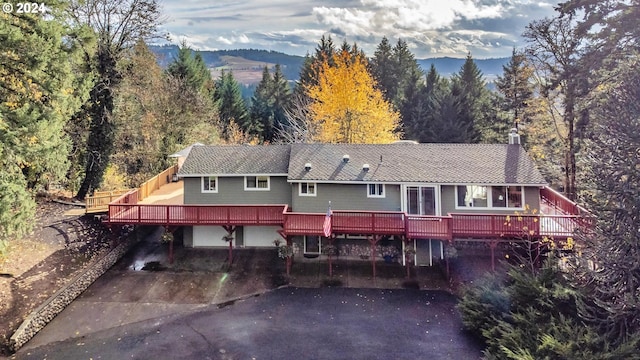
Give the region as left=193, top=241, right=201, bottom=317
left=291, top=183, right=402, bottom=213
left=183, top=176, right=292, bottom=205
left=440, top=185, right=541, bottom=215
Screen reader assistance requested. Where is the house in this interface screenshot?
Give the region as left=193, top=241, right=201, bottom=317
left=102, top=132, right=579, bottom=264
left=105, top=134, right=587, bottom=269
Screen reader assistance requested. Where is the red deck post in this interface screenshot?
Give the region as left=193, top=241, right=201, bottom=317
left=223, top=225, right=236, bottom=267
left=369, top=235, right=380, bottom=279
left=327, top=234, right=333, bottom=278
left=490, top=240, right=497, bottom=272
left=286, top=236, right=292, bottom=276
left=168, top=236, right=174, bottom=264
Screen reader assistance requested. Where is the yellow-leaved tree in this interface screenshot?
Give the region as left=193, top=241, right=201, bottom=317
left=306, top=49, right=400, bottom=143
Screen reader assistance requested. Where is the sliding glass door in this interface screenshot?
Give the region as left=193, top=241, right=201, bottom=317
left=405, top=186, right=437, bottom=215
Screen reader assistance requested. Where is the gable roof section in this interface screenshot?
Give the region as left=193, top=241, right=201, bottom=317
left=178, top=143, right=547, bottom=185
left=178, top=144, right=290, bottom=176
left=288, top=143, right=547, bottom=185
left=168, top=143, right=204, bottom=158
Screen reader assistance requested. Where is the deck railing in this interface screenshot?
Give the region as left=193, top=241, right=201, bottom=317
left=282, top=211, right=327, bottom=236
left=540, top=186, right=590, bottom=216
left=108, top=203, right=286, bottom=226
left=138, top=165, right=179, bottom=202
left=332, top=211, right=406, bottom=235
left=450, top=213, right=541, bottom=238
left=106, top=200, right=588, bottom=240
left=85, top=189, right=134, bottom=213
left=277, top=211, right=587, bottom=241
left=86, top=164, right=179, bottom=213
left=405, top=215, right=452, bottom=240
left=103, top=184, right=589, bottom=241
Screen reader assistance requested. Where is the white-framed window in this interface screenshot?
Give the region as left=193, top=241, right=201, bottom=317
left=202, top=176, right=218, bottom=193
left=491, top=186, right=523, bottom=208
left=244, top=176, right=270, bottom=191
left=456, top=185, right=524, bottom=209
left=299, top=182, right=317, bottom=196
left=367, top=183, right=385, bottom=198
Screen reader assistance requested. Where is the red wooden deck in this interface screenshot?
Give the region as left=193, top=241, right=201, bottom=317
left=106, top=188, right=589, bottom=241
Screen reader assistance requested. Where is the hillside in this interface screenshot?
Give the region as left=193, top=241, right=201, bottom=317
left=149, top=45, right=509, bottom=85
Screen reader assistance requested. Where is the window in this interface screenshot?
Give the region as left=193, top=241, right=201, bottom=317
left=245, top=176, right=270, bottom=191
left=457, top=185, right=523, bottom=208
left=490, top=186, right=523, bottom=208
left=299, top=182, right=316, bottom=196
left=202, top=176, right=218, bottom=193
left=457, top=185, right=488, bottom=207
left=367, top=184, right=385, bottom=198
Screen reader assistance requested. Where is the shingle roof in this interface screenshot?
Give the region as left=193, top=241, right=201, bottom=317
left=289, top=143, right=546, bottom=185
left=178, top=143, right=547, bottom=185
left=168, top=143, right=204, bottom=158
left=178, top=145, right=290, bottom=175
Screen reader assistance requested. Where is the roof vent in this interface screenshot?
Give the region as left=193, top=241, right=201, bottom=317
left=342, top=154, right=350, bottom=163
left=362, top=164, right=370, bottom=171
left=508, top=128, right=521, bottom=145
left=304, top=163, right=312, bottom=171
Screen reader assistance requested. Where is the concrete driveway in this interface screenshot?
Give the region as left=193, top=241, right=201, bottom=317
left=16, top=287, right=482, bottom=360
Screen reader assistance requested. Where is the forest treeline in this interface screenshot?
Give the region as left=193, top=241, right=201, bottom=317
left=1, top=1, right=639, bottom=357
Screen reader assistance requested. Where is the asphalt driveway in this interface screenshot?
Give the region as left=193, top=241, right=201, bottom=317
left=16, top=287, right=482, bottom=360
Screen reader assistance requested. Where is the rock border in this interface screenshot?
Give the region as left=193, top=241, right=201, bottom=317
left=9, top=229, right=142, bottom=352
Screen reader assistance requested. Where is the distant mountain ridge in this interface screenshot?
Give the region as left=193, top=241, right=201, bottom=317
left=149, top=45, right=508, bottom=85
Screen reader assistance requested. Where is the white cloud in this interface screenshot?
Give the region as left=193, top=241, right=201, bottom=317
left=159, top=0, right=558, bottom=58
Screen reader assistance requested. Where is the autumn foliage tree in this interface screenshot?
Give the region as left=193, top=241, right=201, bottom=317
left=306, top=49, right=400, bottom=143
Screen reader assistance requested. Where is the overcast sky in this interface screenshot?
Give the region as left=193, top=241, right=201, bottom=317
left=159, top=0, right=560, bottom=59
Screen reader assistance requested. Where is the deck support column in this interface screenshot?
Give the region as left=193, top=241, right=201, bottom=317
left=168, top=234, right=174, bottom=265
left=164, top=226, right=177, bottom=264
left=445, top=241, right=451, bottom=280
left=286, top=236, right=293, bottom=277
left=369, top=235, right=380, bottom=279
left=490, top=240, right=498, bottom=272
left=326, top=235, right=336, bottom=278
left=404, top=237, right=413, bottom=279
left=223, top=226, right=237, bottom=267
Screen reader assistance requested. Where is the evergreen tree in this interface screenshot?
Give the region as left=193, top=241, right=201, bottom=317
left=486, top=48, right=538, bottom=144
left=0, top=2, right=89, bottom=244
left=459, top=255, right=638, bottom=359
left=392, top=39, right=423, bottom=109
left=398, top=70, right=427, bottom=138
left=495, top=49, right=536, bottom=128
left=369, top=37, right=396, bottom=104
left=447, top=54, right=490, bottom=143
left=248, top=66, right=272, bottom=138
left=577, top=60, right=640, bottom=348
left=214, top=70, right=248, bottom=139
left=560, top=0, right=640, bottom=59
left=524, top=16, right=584, bottom=200
left=166, top=42, right=213, bottom=96
left=270, top=64, right=292, bottom=140
left=297, top=35, right=336, bottom=93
